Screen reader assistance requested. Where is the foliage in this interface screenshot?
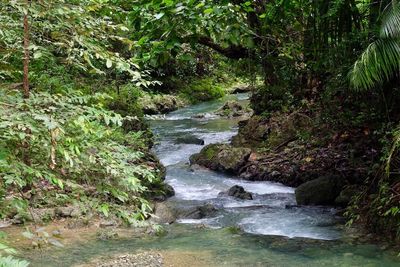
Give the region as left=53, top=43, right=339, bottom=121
left=0, top=0, right=150, bottom=86
left=0, top=233, right=29, bottom=267
left=350, top=3, right=400, bottom=90
left=105, top=84, right=144, bottom=117
left=0, top=88, right=158, bottom=222
left=179, top=77, right=225, bottom=103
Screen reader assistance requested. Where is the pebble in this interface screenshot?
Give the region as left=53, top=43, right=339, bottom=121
left=94, top=252, right=163, bottom=267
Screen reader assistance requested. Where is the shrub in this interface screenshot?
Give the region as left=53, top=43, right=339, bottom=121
left=0, top=89, right=159, bottom=223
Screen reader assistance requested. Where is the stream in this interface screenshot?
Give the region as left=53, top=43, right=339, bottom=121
left=27, top=93, right=400, bottom=266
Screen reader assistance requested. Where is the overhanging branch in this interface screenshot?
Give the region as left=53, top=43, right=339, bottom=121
left=197, top=36, right=249, bottom=59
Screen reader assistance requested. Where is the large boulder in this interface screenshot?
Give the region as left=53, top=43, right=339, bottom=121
left=189, top=144, right=251, bottom=174
left=295, top=175, right=344, bottom=206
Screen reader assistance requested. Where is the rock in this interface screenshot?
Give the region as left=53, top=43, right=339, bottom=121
left=215, top=100, right=252, bottom=118
left=141, top=94, right=185, bottom=115
left=182, top=203, right=217, bottom=219
left=66, top=218, right=90, bottom=229
left=270, top=171, right=281, bottom=178
left=189, top=164, right=205, bottom=172
left=335, top=185, right=359, bottom=207
left=99, top=220, right=117, bottom=228
left=11, top=214, right=24, bottom=224
left=176, top=135, right=205, bottom=145
left=122, top=117, right=149, bottom=133
left=162, top=183, right=175, bottom=198
left=231, top=116, right=270, bottom=147
left=232, top=85, right=252, bottom=94
left=91, top=252, right=163, bottom=267
left=152, top=202, right=177, bottom=224
left=295, top=175, right=345, bottom=206
left=149, top=182, right=175, bottom=202
left=0, top=221, right=12, bottom=228
left=96, top=229, right=118, bottom=240
left=191, top=113, right=216, bottom=120
left=226, top=185, right=253, bottom=200
left=189, top=144, right=251, bottom=174
left=152, top=202, right=217, bottom=224
left=55, top=206, right=82, bottom=218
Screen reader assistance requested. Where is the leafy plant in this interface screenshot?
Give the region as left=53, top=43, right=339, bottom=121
left=349, top=2, right=400, bottom=90
left=0, top=232, right=29, bottom=267
left=0, top=88, right=157, bottom=222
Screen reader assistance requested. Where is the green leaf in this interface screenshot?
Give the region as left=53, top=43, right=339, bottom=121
left=100, top=204, right=109, bottom=217
left=204, top=8, right=213, bottom=14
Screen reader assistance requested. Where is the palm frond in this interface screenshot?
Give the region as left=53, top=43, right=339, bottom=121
left=380, top=3, right=400, bottom=38
left=349, top=38, right=400, bottom=91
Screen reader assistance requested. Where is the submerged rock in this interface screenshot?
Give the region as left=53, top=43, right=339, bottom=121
left=189, top=143, right=251, bottom=173
left=225, top=185, right=253, bottom=200
left=295, top=175, right=344, bottom=206
left=176, top=135, right=205, bottom=145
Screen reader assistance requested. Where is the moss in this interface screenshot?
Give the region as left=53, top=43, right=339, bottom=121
left=225, top=226, right=242, bottom=234
left=139, top=93, right=187, bottom=114
left=204, top=144, right=220, bottom=160
left=180, top=77, right=225, bottom=104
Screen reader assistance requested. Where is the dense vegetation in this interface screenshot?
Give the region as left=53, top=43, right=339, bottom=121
left=0, top=0, right=399, bottom=264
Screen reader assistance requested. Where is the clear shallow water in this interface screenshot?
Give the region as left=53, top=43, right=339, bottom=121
left=27, top=93, right=400, bottom=266
left=28, top=224, right=399, bottom=267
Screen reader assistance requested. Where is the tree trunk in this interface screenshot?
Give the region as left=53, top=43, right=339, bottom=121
left=23, top=1, right=30, bottom=98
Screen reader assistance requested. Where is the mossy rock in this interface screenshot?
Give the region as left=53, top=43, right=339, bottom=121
left=215, top=100, right=252, bottom=118
left=190, top=143, right=251, bottom=174
left=140, top=94, right=186, bottom=115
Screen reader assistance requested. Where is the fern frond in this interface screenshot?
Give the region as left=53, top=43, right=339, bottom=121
left=349, top=38, right=400, bottom=91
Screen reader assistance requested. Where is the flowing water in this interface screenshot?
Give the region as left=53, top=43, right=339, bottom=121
left=27, top=94, right=400, bottom=266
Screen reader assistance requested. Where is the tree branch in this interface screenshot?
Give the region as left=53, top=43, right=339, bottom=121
left=197, top=36, right=249, bottom=59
